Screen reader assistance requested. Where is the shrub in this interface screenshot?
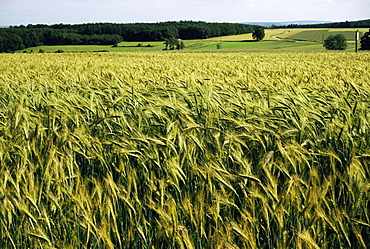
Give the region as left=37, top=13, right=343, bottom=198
left=323, top=34, right=348, bottom=50
left=360, top=29, right=370, bottom=50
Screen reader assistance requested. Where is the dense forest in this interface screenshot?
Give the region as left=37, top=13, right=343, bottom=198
left=274, top=19, right=370, bottom=29
left=0, top=21, right=256, bottom=52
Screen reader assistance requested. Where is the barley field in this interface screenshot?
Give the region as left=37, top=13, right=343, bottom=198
left=0, top=52, right=369, bottom=248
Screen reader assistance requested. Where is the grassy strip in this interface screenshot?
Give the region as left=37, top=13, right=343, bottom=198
left=19, top=40, right=327, bottom=52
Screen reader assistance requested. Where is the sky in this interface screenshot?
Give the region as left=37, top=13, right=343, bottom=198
left=0, top=0, right=369, bottom=26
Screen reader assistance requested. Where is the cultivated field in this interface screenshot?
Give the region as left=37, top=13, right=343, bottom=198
left=278, top=28, right=370, bottom=41
left=0, top=52, right=369, bottom=248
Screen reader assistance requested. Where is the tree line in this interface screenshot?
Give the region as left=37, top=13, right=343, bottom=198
left=273, top=19, right=370, bottom=29
left=0, top=21, right=256, bottom=52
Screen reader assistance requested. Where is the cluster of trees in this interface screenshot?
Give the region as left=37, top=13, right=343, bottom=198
left=0, top=28, right=123, bottom=52
left=0, top=30, right=25, bottom=52
left=163, top=38, right=185, bottom=50
left=0, top=21, right=256, bottom=52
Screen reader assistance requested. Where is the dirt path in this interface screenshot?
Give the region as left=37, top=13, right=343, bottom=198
left=271, top=30, right=290, bottom=39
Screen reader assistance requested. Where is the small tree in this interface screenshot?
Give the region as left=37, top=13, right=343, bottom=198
left=168, top=38, right=177, bottom=50
left=163, top=39, right=169, bottom=50
left=176, top=40, right=185, bottom=50
left=323, top=34, right=348, bottom=50
left=360, top=29, right=370, bottom=50
left=252, top=27, right=265, bottom=41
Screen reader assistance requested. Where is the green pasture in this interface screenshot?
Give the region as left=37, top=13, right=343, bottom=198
left=20, top=41, right=166, bottom=53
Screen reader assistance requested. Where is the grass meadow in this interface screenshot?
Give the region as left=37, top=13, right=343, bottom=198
left=0, top=52, right=369, bottom=248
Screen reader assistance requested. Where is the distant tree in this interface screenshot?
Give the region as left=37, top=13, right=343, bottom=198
left=169, top=37, right=177, bottom=50
left=163, top=39, right=170, bottom=50
left=176, top=40, right=185, bottom=50
left=323, top=34, right=348, bottom=50
left=252, top=27, right=265, bottom=41
left=360, top=29, right=370, bottom=50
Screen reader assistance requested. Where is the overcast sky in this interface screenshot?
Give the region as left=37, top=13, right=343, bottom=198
left=0, top=0, right=369, bottom=26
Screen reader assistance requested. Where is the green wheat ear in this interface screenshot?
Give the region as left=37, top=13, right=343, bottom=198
left=0, top=52, right=368, bottom=248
